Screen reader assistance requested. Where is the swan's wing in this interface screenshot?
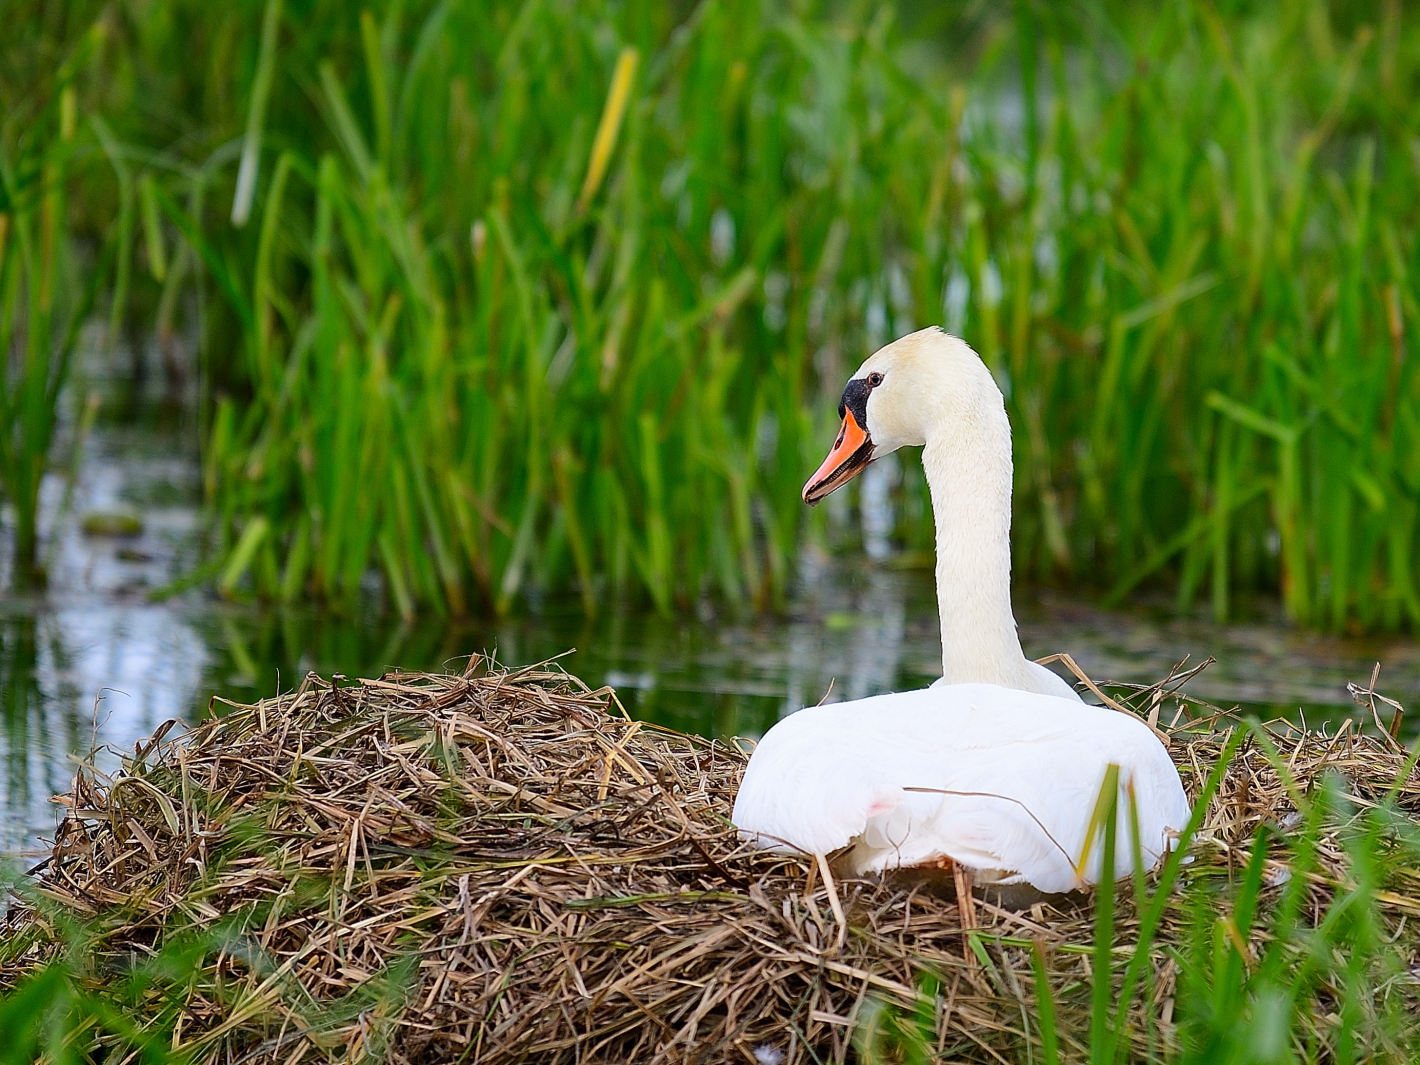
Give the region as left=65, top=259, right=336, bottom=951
left=733, top=685, right=1190, bottom=891
left=731, top=687, right=1076, bottom=859
left=844, top=720, right=1121, bottom=891
left=732, top=706, right=910, bottom=855
left=895, top=690, right=1191, bottom=887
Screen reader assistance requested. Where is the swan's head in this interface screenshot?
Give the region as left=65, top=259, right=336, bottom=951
left=803, top=327, right=1002, bottom=504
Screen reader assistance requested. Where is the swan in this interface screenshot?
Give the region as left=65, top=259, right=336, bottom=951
left=732, top=328, right=1189, bottom=892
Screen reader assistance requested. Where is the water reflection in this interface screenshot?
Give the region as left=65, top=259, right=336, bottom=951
left=0, top=603, right=209, bottom=857
left=4, top=420, right=1420, bottom=858
left=197, top=560, right=934, bottom=742
left=0, top=616, right=54, bottom=858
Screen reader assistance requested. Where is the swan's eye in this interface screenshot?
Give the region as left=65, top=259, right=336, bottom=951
left=867, top=372, right=884, bottom=388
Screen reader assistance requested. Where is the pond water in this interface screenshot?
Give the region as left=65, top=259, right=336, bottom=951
left=3, top=413, right=1420, bottom=860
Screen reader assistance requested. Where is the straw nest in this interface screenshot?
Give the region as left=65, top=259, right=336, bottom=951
left=3, top=656, right=1419, bottom=1064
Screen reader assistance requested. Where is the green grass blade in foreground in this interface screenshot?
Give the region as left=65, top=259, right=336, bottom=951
left=1088, top=764, right=1119, bottom=1065
left=0, top=964, right=67, bottom=1063
left=1105, top=727, right=1248, bottom=1060
left=1031, top=941, right=1061, bottom=1065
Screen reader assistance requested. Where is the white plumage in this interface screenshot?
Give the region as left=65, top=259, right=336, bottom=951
left=733, top=328, right=1190, bottom=891
left=732, top=683, right=1189, bottom=893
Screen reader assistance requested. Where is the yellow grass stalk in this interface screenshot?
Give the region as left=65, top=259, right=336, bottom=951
left=576, top=46, right=638, bottom=214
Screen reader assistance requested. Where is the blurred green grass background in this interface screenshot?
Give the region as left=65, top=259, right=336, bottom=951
left=4, top=0, right=1420, bottom=631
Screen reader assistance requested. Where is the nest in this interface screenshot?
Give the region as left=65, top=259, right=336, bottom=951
left=3, top=657, right=1419, bottom=1063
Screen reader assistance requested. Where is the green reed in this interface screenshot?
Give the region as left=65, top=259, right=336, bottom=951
left=15, top=0, right=1420, bottom=629
left=160, top=0, right=867, bottom=617
left=997, top=1, right=1420, bottom=635
left=0, top=24, right=109, bottom=590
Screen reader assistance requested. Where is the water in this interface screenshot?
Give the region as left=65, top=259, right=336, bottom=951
left=4, top=414, right=1420, bottom=859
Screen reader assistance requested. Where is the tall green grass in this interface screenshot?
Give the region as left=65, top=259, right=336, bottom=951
left=10, top=0, right=1420, bottom=630
left=997, top=1, right=1420, bottom=635
left=156, top=0, right=878, bottom=618
left=195, top=0, right=1420, bottom=630
left=0, top=24, right=108, bottom=590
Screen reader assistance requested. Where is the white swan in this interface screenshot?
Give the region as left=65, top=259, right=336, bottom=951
left=733, top=328, right=1189, bottom=891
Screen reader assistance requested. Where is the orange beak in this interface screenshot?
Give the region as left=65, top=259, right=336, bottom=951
left=803, top=409, right=874, bottom=505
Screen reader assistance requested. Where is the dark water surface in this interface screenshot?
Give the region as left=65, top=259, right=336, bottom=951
left=4, top=419, right=1420, bottom=859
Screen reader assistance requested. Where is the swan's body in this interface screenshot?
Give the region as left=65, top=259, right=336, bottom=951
left=733, top=684, right=1188, bottom=892
left=732, top=328, right=1189, bottom=888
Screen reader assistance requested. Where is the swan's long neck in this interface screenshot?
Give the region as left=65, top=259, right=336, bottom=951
left=922, top=402, right=1030, bottom=687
